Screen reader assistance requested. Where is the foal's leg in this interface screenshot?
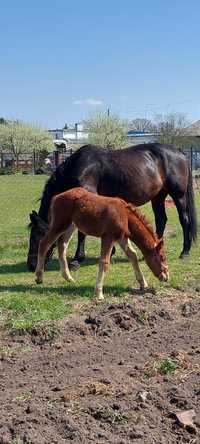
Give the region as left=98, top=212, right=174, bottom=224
left=95, top=237, right=114, bottom=301
left=57, top=224, right=76, bottom=282
left=35, top=228, right=63, bottom=284
left=118, top=238, right=148, bottom=290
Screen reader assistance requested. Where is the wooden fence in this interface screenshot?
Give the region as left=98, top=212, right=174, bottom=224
left=0, top=148, right=74, bottom=173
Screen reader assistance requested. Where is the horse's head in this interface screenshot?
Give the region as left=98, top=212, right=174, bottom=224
left=145, top=238, right=169, bottom=282
left=27, top=211, right=53, bottom=272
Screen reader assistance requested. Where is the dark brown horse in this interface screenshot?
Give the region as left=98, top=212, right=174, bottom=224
left=35, top=188, right=169, bottom=299
left=28, top=143, right=197, bottom=272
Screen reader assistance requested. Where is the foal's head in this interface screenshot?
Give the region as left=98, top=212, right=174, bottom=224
left=27, top=211, right=53, bottom=272
left=144, top=238, right=169, bottom=282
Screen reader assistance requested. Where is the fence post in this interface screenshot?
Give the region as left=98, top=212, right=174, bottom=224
left=190, top=146, right=193, bottom=171
left=33, top=149, right=36, bottom=173
left=54, top=150, right=59, bottom=168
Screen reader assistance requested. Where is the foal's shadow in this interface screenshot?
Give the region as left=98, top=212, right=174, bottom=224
left=0, top=282, right=139, bottom=298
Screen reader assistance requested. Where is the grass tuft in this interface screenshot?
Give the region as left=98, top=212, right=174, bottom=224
left=156, top=357, right=177, bottom=375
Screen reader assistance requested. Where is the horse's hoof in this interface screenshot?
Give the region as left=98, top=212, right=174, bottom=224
left=35, top=278, right=43, bottom=284
left=69, top=260, right=81, bottom=271
left=179, top=252, right=189, bottom=259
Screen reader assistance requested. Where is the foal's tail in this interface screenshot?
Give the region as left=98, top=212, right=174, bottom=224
left=186, top=166, right=197, bottom=244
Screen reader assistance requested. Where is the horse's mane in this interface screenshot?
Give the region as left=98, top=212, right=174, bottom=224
left=124, top=202, right=157, bottom=242
left=38, top=145, right=105, bottom=221
left=38, top=152, right=78, bottom=220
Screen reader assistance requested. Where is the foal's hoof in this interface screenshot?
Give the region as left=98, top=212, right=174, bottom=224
left=68, top=276, right=75, bottom=283
left=69, top=260, right=81, bottom=271
left=93, top=293, right=105, bottom=303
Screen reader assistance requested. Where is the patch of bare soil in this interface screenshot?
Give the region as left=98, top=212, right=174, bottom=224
left=0, top=289, right=200, bottom=444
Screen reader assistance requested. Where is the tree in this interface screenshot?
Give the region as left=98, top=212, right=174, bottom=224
left=154, top=113, right=194, bottom=149
left=84, top=112, right=128, bottom=149
left=0, top=117, right=8, bottom=125
left=128, top=118, right=154, bottom=132
left=0, top=121, right=53, bottom=158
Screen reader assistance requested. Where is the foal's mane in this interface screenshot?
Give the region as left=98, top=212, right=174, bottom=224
left=124, top=202, right=157, bottom=242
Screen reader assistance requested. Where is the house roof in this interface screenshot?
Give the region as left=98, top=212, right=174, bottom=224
left=186, top=120, right=200, bottom=136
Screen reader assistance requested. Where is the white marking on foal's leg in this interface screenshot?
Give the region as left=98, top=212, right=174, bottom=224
left=58, top=224, right=76, bottom=283
left=95, top=262, right=105, bottom=300
left=118, top=238, right=148, bottom=290
left=93, top=237, right=114, bottom=302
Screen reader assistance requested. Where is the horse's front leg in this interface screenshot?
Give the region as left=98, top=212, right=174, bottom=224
left=35, top=229, right=61, bottom=284
left=94, top=237, right=114, bottom=301
left=118, top=238, right=148, bottom=290
left=69, top=231, right=86, bottom=270
left=58, top=224, right=76, bottom=282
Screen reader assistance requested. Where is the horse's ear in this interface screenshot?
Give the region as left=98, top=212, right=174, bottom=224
left=29, top=211, right=38, bottom=225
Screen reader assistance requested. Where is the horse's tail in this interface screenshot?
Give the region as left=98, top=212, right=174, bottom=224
left=186, top=165, right=197, bottom=244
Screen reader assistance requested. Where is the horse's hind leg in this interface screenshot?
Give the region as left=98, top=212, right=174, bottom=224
left=95, top=237, right=114, bottom=301
left=172, top=195, right=191, bottom=257
left=58, top=223, right=76, bottom=282
left=151, top=191, right=168, bottom=238
left=118, top=238, right=148, bottom=290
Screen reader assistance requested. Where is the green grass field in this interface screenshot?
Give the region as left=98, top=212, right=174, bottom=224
left=0, top=174, right=199, bottom=331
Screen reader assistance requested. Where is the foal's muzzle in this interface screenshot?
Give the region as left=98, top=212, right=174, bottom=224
left=159, top=267, right=169, bottom=282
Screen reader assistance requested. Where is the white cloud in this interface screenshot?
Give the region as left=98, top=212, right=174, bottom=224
left=73, top=98, right=103, bottom=106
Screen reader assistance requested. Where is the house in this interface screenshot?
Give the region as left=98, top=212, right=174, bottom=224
left=48, top=123, right=89, bottom=146
left=127, top=130, right=157, bottom=145
left=186, top=120, right=200, bottom=139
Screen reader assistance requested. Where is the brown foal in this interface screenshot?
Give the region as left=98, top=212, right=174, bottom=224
left=35, top=188, right=169, bottom=300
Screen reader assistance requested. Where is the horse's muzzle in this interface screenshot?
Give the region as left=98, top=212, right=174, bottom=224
left=27, top=256, right=37, bottom=272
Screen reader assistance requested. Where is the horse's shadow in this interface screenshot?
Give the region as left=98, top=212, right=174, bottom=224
left=0, top=255, right=144, bottom=274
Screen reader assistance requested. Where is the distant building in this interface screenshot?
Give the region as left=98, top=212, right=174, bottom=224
left=127, top=130, right=157, bottom=145
left=186, top=120, right=200, bottom=139
left=48, top=123, right=89, bottom=146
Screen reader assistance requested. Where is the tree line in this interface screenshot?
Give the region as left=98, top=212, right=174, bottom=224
left=0, top=112, right=198, bottom=157
left=0, top=119, right=53, bottom=158
left=84, top=112, right=199, bottom=149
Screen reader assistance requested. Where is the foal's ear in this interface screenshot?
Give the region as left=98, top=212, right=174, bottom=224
left=156, top=237, right=164, bottom=250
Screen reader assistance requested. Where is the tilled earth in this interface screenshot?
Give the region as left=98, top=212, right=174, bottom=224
left=0, top=289, right=200, bottom=444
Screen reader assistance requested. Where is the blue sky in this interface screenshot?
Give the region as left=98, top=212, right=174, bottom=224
left=0, top=0, right=200, bottom=128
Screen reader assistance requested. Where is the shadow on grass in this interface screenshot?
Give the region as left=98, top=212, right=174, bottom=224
left=0, top=262, right=28, bottom=274
left=0, top=255, right=144, bottom=274
left=0, top=282, right=141, bottom=298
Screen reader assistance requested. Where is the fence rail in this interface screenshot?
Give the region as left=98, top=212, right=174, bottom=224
left=0, top=148, right=74, bottom=173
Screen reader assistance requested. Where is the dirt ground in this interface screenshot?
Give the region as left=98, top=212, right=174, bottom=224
left=0, top=288, right=200, bottom=444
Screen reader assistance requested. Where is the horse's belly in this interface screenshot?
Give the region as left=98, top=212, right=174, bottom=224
left=99, top=181, right=163, bottom=207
